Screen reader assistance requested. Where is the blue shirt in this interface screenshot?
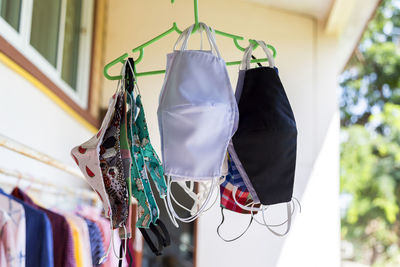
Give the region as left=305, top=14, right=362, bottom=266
left=83, top=217, right=105, bottom=266
left=0, top=189, right=54, bottom=267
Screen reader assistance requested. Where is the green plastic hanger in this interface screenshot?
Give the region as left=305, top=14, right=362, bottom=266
left=103, top=0, right=277, bottom=80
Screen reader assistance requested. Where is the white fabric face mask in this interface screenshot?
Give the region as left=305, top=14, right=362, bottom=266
left=158, top=22, right=238, bottom=181
left=157, top=22, right=238, bottom=223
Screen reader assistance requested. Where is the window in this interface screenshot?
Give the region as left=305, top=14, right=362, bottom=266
left=30, top=0, right=61, bottom=67
left=0, top=0, right=94, bottom=107
left=0, top=0, right=22, bottom=31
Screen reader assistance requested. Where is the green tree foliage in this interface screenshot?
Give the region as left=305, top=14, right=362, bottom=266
left=340, top=0, right=400, bottom=127
left=341, top=0, right=400, bottom=266
left=341, top=105, right=400, bottom=265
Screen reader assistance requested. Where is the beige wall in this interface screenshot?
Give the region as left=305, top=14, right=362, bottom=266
left=102, top=0, right=340, bottom=266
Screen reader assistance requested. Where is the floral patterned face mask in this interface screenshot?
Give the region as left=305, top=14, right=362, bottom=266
left=72, top=66, right=132, bottom=263
left=71, top=84, right=121, bottom=222
left=99, top=92, right=130, bottom=229
left=125, top=59, right=172, bottom=255
left=127, top=91, right=153, bottom=228
left=128, top=78, right=174, bottom=228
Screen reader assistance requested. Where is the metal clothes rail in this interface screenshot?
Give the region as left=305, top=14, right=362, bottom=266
left=0, top=134, right=97, bottom=201
left=0, top=167, right=98, bottom=201
left=0, top=134, right=84, bottom=179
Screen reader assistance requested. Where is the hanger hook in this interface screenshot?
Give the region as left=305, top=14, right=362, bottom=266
left=103, top=53, right=129, bottom=80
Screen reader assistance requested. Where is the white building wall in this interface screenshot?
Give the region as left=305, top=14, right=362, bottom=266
left=0, top=59, right=92, bottom=201
left=102, top=1, right=341, bottom=266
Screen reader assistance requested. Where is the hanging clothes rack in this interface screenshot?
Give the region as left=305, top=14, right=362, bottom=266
left=0, top=166, right=98, bottom=202
left=103, top=0, right=277, bottom=80
left=0, top=134, right=98, bottom=202
left=0, top=134, right=84, bottom=179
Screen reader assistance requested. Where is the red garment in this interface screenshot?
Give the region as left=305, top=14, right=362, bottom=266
left=11, top=187, right=76, bottom=267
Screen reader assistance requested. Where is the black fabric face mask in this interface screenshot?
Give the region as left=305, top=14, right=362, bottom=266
left=232, top=42, right=297, bottom=206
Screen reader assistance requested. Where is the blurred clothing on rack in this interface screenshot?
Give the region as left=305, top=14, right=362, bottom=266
left=0, top=194, right=26, bottom=267
left=0, top=188, right=54, bottom=267
left=12, top=187, right=76, bottom=267
left=64, top=213, right=93, bottom=267
left=0, top=187, right=131, bottom=267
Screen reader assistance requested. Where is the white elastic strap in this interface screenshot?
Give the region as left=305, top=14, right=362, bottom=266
left=231, top=187, right=262, bottom=212
left=98, top=234, right=112, bottom=264
left=162, top=197, right=179, bottom=228
left=173, top=23, right=221, bottom=58
left=179, top=180, right=216, bottom=215
left=173, top=25, right=194, bottom=51
left=231, top=187, right=298, bottom=235
left=199, top=26, right=203, bottom=50
left=199, top=179, right=221, bottom=213
left=217, top=208, right=253, bottom=242
left=252, top=199, right=295, bottom=227
left=166, top=176, right=218, bottom=223
left=170, top=180, right=219, bottom=215
left=170, top=185, right=196, bottom=213
left=255, top=40, right=275, bottom=68
left=98, top=213, right=128, bottom=264
left=241, top=40, right=276, bottom=70
left=252, top=197, right=301, bottom=227
left=261, top=202, right=292, bottom=236
left=241, top=44, right=253, bottom=70
left=198, top=22, right=221, bottom=58
left=112, top=225, right=128, bottom=260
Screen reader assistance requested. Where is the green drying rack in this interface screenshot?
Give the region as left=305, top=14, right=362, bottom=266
left=103, top=0, right=277, bottom=80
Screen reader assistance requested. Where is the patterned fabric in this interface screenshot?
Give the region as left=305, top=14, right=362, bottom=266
left=220, top=154, right=260, bottom=214
left=127, top=93, right=152, bottom=228
left=135, top=95, right=168, bottom=198
left=99, top=92, right=129, bottom=229
left=0, top=195, right=26, bottom=267
left=70, top=93, right=118, bottom=219
left=0, top=189, right=54, bottom=267
left=119, top=92, right=133, bottom=237
left=128, top=91, right=158, bottom=227
left=82, top=217, right=105, bottom=266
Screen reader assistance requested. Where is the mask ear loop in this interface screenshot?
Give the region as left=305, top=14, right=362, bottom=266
left=162, top=196, right=179, bottom=228
left=261, top=202, right=292, bottom=236
left=252, top=198, right=301, bottom=227
left=249, top=201, right=296, bottom=237
left=176, top=178, right=218, bottom=216
left=231, top=187, right=262, bottom=212
left=201, top=177, right=223, bottom=213
left=216, top=208, right=253, bottom=242
left=199, top=25, right=203, bottom=50
left=166, top=176, right=218, bottom=223
left=98, top=213, right=128, bottom=264
left=231, top=187, right=299, bottom=236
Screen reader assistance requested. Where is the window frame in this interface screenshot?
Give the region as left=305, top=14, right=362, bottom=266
left=0, top=0, right=94, bottom=109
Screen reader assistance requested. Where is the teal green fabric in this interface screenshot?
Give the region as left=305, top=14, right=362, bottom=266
left=134, top=95, right=168, bottom=198
left=127, top=89, right=168, bottom=226
left=127, top=92, right=153, bottom=228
